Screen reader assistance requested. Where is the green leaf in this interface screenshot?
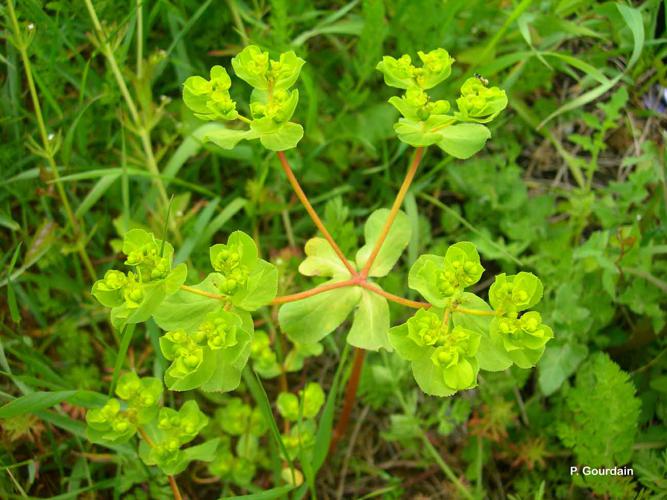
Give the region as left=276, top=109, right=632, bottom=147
left=279, top=282, right=361, bottom=344
left=347, top=288, right=391, bottom=351
left=165, top=263, right=188, bottom=294
left=538, top=342, right=588, bottom=396
left=232, top=46, right=270, bottom=90
left=183, top=438, right=220, bottom=463
left=507, top=345, right=546, bottom=369
left=0, top=391, right=77, bottom=419
left=475, top=330, right=513, bottom=372
left=355, top=208, right=411, bottom=277
left=153, top=274, right=225, bottom=331
left=231, top=259, right=278, bottom=311
left=202, top=126, right=254, bottom=150
left=271, top=51, right=306, bottom=90
left=223, top=484, right=296, bottom=499
left=434, top=123, right=491, bottom=159
left=388, top=323, right=431, bottom=361
left=450, top=293, right=512, bottom=372
left=411, top=359, right=456, bottom=397
left=200, top=311, right=254, bottom=392
left=557, top=353, right=641, bottom=465
left=299, top=237, right=354, bottom=279
left=251, top=121, right=304, bottom=151
left=393, top=116, right=453, bottom=147
left=408, top=254, right=447, bottom=307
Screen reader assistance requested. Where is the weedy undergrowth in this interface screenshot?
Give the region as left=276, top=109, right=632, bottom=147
left=85, top=45, right=552, bottom=496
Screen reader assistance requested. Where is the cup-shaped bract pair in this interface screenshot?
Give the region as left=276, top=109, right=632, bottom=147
left=215, top=397, right=267, bottom=437
left=488, top=272, right=553, bottom=367
left=376, top=49, right=454, bottom=90
left=250, top=331, right=281, bottom=378
left=390, top=307, right=481, bottom=396
left=276, top=382, right=325, bottom=422
left=408, top=242, right=485, bottom=308
left=232, top=45, right=304, bottom=92
left=208, top=231, right=278, bottom=310
left=91, top=229, right=187, bottom=329
left=455, top=77, right=508, bottom=123
left=182, top=45, right=306, bottom=151
left=86, top=372, right=162, bottom=443
left=139, top=400, right=216, bottom=475
left=159, top=308, right=252, bottom=392
left=183, top=65, right=238, bottom=121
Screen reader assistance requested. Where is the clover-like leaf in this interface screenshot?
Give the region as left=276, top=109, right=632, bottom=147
left=347, top=288, right=391, bottom=351
left=278, top=281, right=362, bottom=344
left=356, top=208, right=411, bottom=277
left=299, top=237, right=354, bottom=279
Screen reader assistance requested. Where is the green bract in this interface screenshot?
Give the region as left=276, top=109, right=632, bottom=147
left=391, top=242, right=553, bottom=396
left=409, top=242, right=484, bottom=308
left=208, top=231, right=278, bottom=310
left=183, top=66, right=238, bottom=121
left=276, top=383, right=325, bottom=422
left=378, top=49, right=507, bottom=158
left=486, top=272, right=553, bottom=368
left=390, top=309, right=481, bottom=396
left=250, top=331, right=281, bottom=378
left=455, top=77, right=508, bottom=123
left=216, top=398, right=267, bottom=436
left=489, top=272, right=543, bottom=314
left=91, top=229, right=186, bottom=329
left=376, top=49, right=454, bottom=90
left=139, top=401, right=218, bottom=475
left=159, top=308, right=253, bottom=392
left=85, top=373, right=162, bottom=444
left=183, top=45, right=305, bottom=151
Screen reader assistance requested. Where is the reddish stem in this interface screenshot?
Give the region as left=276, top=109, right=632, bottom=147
left=330, top=348, right=366, bottom=453
left=360, top=281, right=429, bottom=309
left=271, top=279, right=356, bottom=304
left=168, top=475, right=183, bottom=500
left=277, top=151, right=357, bottom=276
left=360, top=147, right=425, bottom=279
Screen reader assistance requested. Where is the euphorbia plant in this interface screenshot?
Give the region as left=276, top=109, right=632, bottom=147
left=87, top=45, right=552, bottom=495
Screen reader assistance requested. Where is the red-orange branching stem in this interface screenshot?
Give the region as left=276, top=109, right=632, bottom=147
left=271, top=279, right=357, bottom=304
left=360, top=147, right=425, bottom=279
left=277, top=151, right=357, bottom=276
left=359, top=281, right=430, bottom=309
left=329, top=347, right=366, bottom=453
left=168, top=475, right=183, bottom=500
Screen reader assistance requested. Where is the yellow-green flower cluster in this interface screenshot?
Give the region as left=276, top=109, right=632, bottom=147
left=183, top=66, right=238, bottom=121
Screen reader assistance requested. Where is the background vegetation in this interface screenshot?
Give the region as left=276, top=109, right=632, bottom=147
left=1, top=0, right=666, bottom=498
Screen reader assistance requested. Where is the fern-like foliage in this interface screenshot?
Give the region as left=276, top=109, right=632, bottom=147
left=557, top=352, right=641, bottom=466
